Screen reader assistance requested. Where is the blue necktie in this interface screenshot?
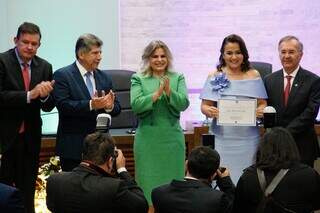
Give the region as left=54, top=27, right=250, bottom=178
left=85, top=72, right=94, bottom=97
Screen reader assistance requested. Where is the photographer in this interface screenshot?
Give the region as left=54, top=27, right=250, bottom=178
left=152, top=146, right=235, bottom=213
left=46, top=132, right=148, bottom=213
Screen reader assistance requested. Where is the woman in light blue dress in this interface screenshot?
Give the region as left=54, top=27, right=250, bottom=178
left=200, top=34, right=267, bottom=183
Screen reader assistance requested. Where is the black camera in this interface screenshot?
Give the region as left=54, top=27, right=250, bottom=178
left=213, top=167, right=226, bottom=180
left=112, top=150, right=119, bottom=174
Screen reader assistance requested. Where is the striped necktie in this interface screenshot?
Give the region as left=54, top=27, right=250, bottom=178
left=85, top=72, right=94, bottom=97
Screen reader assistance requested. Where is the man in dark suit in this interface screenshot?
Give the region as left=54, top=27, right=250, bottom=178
left=53, top=33, right=121, bottom=171
left=264, top=35, right=320, bottom=167
left=152, top=146, right=235, bottom=213
left=0, top=22, right=54, bottom=213
left=0, top=183, right=24, bottom=213
left=46, top=132, right=148, bottom=213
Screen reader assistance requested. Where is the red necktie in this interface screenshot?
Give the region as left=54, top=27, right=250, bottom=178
left=22, top=63, right=30, bottom=91
left=283, top=75, right=292, bottom=107
left=19, top=63, right=30, bottom=133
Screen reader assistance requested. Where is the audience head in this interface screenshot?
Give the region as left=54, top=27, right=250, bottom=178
left=278, top=35, right=303, bottom=74
left=141, top=40, right=173, bottom=76
left=75, top=33, right=103, bottom=71
left=217, top=34, right=251, bottom=72
left=186, top=146, right=220, bottom=180
left=256, top=127, right=300, bottom=171
left=14, top=22, right=42, bottom=62
left=82, top=132, right=116, bottom=166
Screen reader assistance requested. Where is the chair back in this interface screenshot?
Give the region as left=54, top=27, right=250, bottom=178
left=251, top=61, right=272, bottom=79
left=103, top=69, right=137, bottom=129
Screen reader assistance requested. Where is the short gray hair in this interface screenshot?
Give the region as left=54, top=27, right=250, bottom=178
left=278, top=35, right=303, bottom=53
left=140, top=40, right=173, bottom=76
left=75, top=33, right=103, bottom=59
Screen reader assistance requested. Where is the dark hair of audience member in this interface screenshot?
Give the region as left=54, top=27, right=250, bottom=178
left=82, top=132, right=116, bottom=165
left=255, top=127, right=300, bottom=171
left=217, top=34, right=251, bottom=72
left=16, top=22, right=41, bottom=40
left=187, top=146, right=220, bottom=179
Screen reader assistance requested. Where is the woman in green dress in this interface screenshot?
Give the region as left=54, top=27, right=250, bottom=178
left=130, top=40, right=190, bottom=204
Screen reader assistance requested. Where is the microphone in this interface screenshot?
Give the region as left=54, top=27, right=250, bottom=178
left=263, top=106, right=276, bottom=129
left=96, top=113, right=111, bottom=133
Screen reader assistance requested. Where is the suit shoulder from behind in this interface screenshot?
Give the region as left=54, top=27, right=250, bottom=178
left=152, top=182, right=170, bottom=194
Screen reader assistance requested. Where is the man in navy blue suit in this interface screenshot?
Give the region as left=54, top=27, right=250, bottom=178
left=53, top=34, right=121, bottom=171
left=0, top=183, right=24, bottom=213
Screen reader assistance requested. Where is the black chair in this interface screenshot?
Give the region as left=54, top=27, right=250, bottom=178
left=250, top=61, right=272, bottom=79
left=103, top=69, right=137, bottom=129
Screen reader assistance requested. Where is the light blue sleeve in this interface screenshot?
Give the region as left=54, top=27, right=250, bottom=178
left=199, top=76, right=220, bottom=101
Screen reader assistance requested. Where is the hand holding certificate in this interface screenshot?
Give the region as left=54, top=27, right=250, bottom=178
left=217, top=99, right=257, bottom=126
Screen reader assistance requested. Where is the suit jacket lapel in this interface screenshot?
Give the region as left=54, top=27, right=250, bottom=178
left=287, top=68, right=303, bottom=107
left=30, top=57, right=40, bottom=89
left=274, top=71, right=285, bottom=110
left=9, top=49, right=25, bottom=90
left=72, top=63, right=91, bottom=98
left=93, top=71, right=101, bottom=91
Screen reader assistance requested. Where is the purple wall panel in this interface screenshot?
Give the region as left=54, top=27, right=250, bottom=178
left=120, top=0, right=320, bottom=126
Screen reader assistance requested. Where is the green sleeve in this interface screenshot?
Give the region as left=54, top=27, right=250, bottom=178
left=130, top=74, right=154, bottom=117
left=165, top=74, right=189, bottom=116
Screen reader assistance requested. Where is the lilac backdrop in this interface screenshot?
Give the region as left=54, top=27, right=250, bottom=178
left=120, top=0, right=320, bottom=127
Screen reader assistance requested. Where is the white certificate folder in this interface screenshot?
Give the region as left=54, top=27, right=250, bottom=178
left=217, top=99, right=257, bottom=126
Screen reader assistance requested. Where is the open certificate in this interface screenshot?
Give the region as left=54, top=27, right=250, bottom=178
left=217, top=99, right=257, bottom=126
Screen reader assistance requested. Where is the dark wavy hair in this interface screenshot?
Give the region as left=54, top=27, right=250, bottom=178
left=256, top=127, right=300, bottom=171
left=82, top=132, right=116, bottom=165
left=187, top=146, right=220, bottom=179
left=217, top=34, right=251, bottom=72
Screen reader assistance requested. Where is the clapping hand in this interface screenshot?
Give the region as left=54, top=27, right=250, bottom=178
left=152, top=81, right=164, bottom=102
left=161, top=76, right=170, bottom=96
left=105, top=90, right=115, bottom=110
left=30, top=80, right=55, bottom=100
left=91, top=90, right=115, bottom=110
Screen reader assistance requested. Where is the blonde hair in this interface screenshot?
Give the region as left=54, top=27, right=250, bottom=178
left=140, top=40, right=173, bottom=76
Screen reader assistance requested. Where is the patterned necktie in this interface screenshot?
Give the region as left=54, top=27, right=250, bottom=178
left=85, top=72, right=94, bottom=97
left=19, top=63, right=30, bottom=133
left=284, top=75, right=292, bottom=106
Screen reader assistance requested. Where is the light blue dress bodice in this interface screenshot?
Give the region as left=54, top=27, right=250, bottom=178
left=200, top=77, right=267, bottom=137
left=200, top=76, right=267, bottom=183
